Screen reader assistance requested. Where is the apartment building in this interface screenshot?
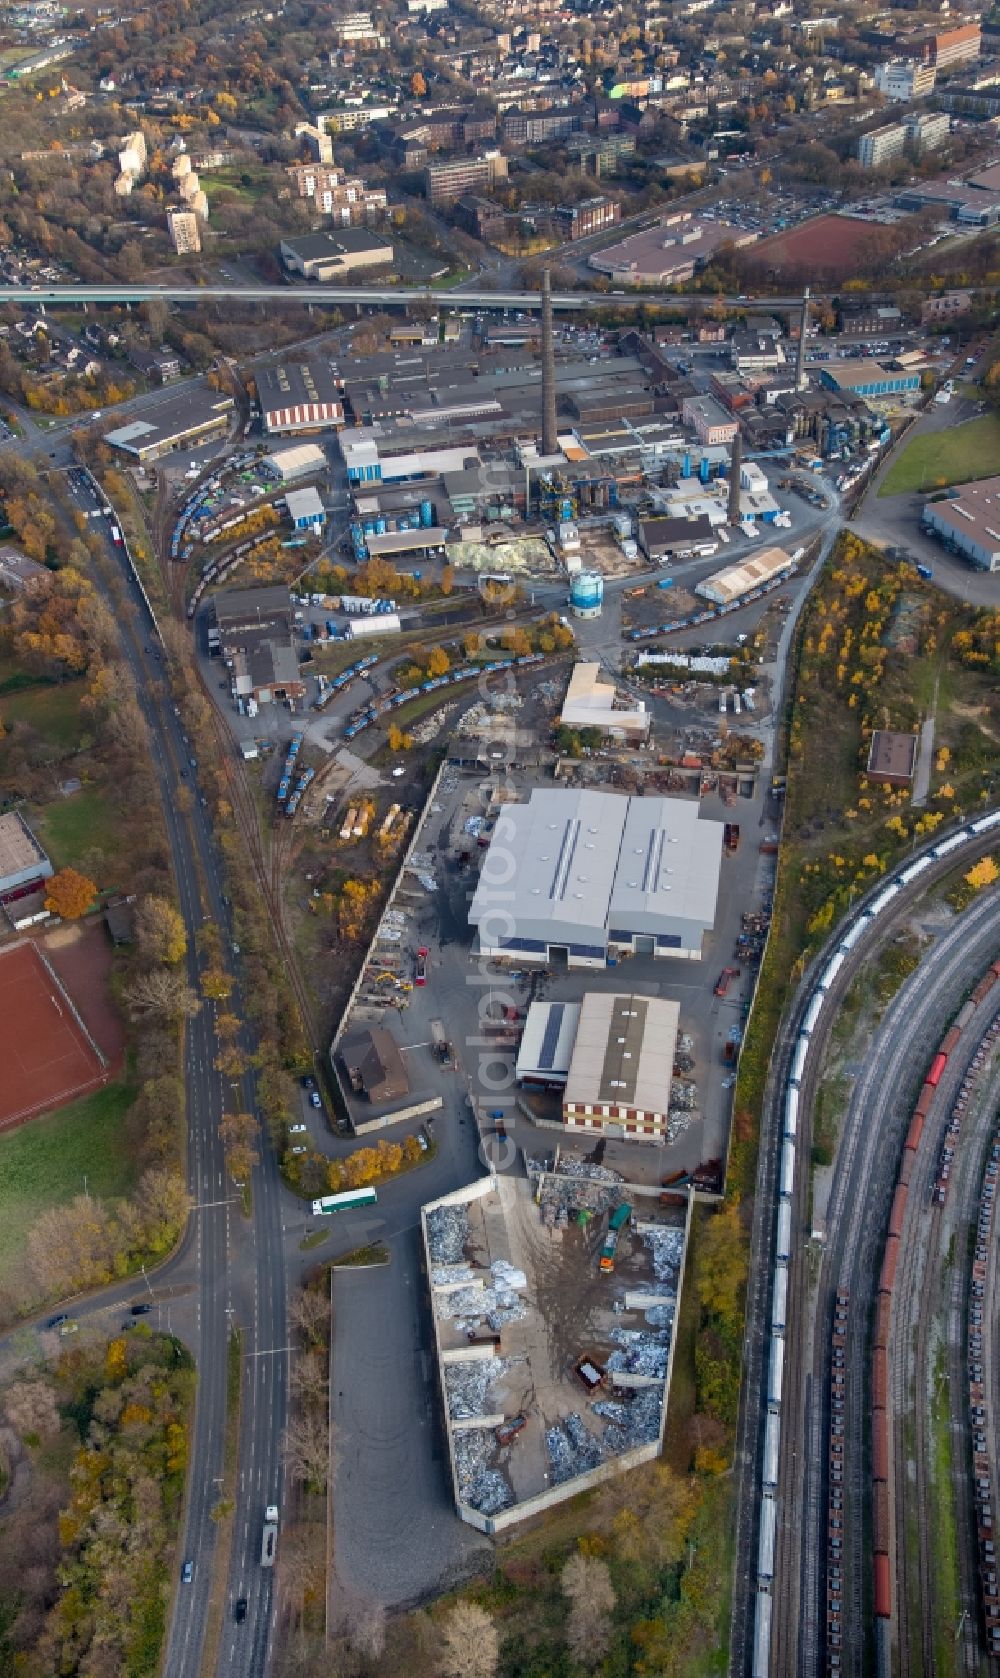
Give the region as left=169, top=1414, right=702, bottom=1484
left=167, top=208, right=201, bottom=255
left=874, top=59, right=936, bottom=101
left=294, top=122, right=334, bottom=163
left=424, top=151, right=507, bottom=204
left=929, top=21, right=981, bottom=67
left=857, top=122, right=907, bottom=168
left=285, top=163, right=387, bottom=223
left=553, top=197, right=620, bottom=241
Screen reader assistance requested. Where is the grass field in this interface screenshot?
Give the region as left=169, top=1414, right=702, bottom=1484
left=200, top=166, right=272, bottom=205
left=0, top=678, right=85, bottom=749
left=0, top=1082, right=136, bottom=1296
left=37, top=787, right=119, bottom=869
left=879, top=412, right=1000, bottom=497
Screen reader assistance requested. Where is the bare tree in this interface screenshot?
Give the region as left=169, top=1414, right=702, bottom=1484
left=289, top=1348, right=327, bottom=1408
left=282, top=1411, right=329, bottom=1493
left=123, top=968, right=199, bottom=1021
left=3, top=1379, right=60, bottom=1441
left=288, top=1287, right=329, bottom=1348
left=561, top=1553, right=616, bottom=1666
left=437, top=1602, right=499, bottom=1678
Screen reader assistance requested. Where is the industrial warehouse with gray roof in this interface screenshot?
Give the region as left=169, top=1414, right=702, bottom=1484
left=468, top=788, right=723, bottom=967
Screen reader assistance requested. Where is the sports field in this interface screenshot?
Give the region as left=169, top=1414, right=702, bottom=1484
left=748, top=215, right=882, bottom=280
left=0, top=941, right=106, bottom=1126
left=878, top=412, right=1000, bottom=497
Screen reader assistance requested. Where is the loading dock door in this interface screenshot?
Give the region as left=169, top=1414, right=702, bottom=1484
left=634, top=935, right=654, bottom=956
left=549, top=945, right=569, bottom=970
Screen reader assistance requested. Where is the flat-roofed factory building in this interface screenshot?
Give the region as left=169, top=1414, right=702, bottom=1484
left=468, top=788, right=723, bottom=968
left=866, top=728, right=918, bottom=786
left=257, top=360, right=345, bottom=435
left=563, top=992, right=680, bottom=1142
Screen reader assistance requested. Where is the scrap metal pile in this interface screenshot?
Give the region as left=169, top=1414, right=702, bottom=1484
left=453, top=1427, right=514, bottom=1517
left=444, top=1353, right=512, bottom=1422
left=434, top=1259, right=529, bottom=1334
left=528, top=1155, right=626, bottom=1220
left=546, top=1412, right=604, bottom=1483
left=426, top=1203, right=470, bottom=1266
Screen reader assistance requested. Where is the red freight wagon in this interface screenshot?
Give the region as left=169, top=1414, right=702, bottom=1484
left=874, top=1293, right=891, bottom=1350
left=927, top=1051, right=948, bottom=1088
left=879, top=1235, right=899, bottom=1295
left=874, top=1480, right=890, bottom=1552
left=873, top=1345, right=888, bottom=1409
left=872, top=1407, right=889, bottom=1482
left=874, top=1552, right=891, bottom=1620
left=889, top=1184, right=909, bottom=1239
left=905, top=1112, right=925, bottom=1152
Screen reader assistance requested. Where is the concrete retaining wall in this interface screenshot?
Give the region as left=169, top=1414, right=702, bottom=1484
left=421, top=1173, right=693, bottom=1538
left=351, top=1094, right=443, bottom=1136
left=331, top=756, right=448, bottom=1053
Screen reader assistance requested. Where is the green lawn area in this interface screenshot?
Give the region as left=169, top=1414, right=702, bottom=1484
left=200, top=166, right=272, bottom=205
left=35, top=787, right=118, bottom=870
left=0, top=1083, right=137, bottom=1296
left=0, top=678, right=85, bottom=749
left=879, top=412, right=1000, bottom=497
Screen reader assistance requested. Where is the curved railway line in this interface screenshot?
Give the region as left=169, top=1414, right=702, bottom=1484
left=786, top=896, right=1000, bottom=1678
left=878, top=987, right=1000, bottom=1678
left=731, top=807, right=1000, bottom=1678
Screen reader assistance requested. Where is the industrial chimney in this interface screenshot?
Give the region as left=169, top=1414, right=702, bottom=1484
left=728, top=427, right=742, bottom=527
left=796, top=285, right=811, bottom=392
left=541, top=266, right=557, bottom=456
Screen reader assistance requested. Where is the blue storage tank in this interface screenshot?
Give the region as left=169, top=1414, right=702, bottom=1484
left=363, top=519, right=376, bottom=535
left=376, top=518, right=387, bottom=534
left=682, top=452, right=691, bottom=479
left=419, top=499, right=433, bottom=528
left=569, top=571, right=604, bottom=619
left=699, top=456, right=710, bottom=483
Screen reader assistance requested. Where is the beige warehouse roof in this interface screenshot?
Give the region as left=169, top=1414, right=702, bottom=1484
left=266, top=442, right=327, bottom=479
left=560, top=662, right=650, bottom=736
left=695, top=545, right=794, bottom=606
left=564, top=992, right=679, bottom=1117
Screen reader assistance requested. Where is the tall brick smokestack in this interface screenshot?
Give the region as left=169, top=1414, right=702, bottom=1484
left=797, top=284, right=811, bottom=392
left=728, top=426, right=742, bottom=527
left=542, top=266, right=557, bottom=456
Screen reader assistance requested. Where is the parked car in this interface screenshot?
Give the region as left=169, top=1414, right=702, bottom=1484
left=45, top=1313, right=69, bottom=1330
left=130, top=1302, right=152, bottom=1316
left=309, top=1091, right=322, bottom=1109
left=415, top=947, right=428, bottom=986
left=289, top=1122, right=307, bottom=1134
left=182, top=1562, right=193, bottom=1584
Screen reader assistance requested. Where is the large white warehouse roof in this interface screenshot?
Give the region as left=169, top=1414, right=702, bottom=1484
left=469, top=788, right=724, bottom=963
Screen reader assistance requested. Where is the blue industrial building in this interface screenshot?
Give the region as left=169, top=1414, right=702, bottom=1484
left=817, top=361, right=921, bottom=400
left=285, top=486, right=327, bottom=531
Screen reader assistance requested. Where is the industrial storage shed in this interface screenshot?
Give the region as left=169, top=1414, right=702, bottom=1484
left=468, top=788, right=723, bottom=968
left=608, top=795, right=723, bottom=959
left=515, top=1001, right=581, bottom=1086
left=563, top=992, right=680, bottom=1141
left=694, top=545, right=794, bottom=606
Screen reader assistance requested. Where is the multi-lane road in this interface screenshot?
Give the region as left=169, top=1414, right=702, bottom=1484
left=1, top=281, right=843, bottom=311
left=62, top=468, right=286, bottom=1678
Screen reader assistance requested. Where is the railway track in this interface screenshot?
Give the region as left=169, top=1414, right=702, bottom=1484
left=780, top=889, right=1000, bottom=1678
left=888, top=1062, right=955, bottom=1676
left=952, top=1048, right=1000, bottom=1677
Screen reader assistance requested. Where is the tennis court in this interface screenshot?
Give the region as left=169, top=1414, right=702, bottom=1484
left=0, top=940, right=106, bottom=1127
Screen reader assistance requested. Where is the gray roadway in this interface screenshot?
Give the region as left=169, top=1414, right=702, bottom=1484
left=61, top=468, right=287, bottom=1678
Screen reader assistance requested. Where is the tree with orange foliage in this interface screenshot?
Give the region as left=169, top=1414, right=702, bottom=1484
left=45, top=867, right=97, bottom=920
